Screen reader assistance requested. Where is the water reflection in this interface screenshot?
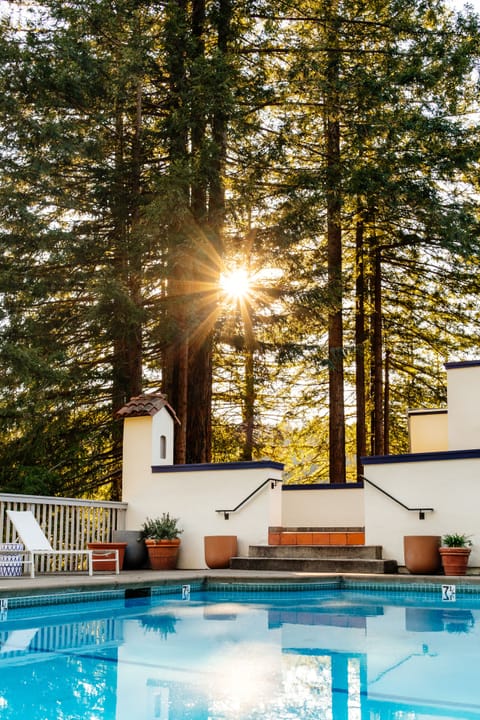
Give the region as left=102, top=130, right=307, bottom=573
left=405, top=606, right=475, bottom=633
left=0, top=592, right=479, bottom=720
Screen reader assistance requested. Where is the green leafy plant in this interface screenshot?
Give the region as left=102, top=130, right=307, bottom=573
left=139, top=513, right=183, bottom=541
left=441, top=533, right=472, bottom=548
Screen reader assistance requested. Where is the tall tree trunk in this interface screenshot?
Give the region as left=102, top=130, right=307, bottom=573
left=242, top=346, right=255, bottom=460
left=186, top=0, right=231, bottom=463
left=324, top=3, right=346, bottom=483
left=163, top=266, right=189, bottom=464
left=355, top=212, right=366, bottom=480
left=186, top=0, right=211, bottom=463
left=371, top=243, right=384, bottom=455
left=110, top=81, right=144, bottom=498
left=162, top=0, right=190, bottom=463
left=384, top=348, right=390, bottom=454
left=241, top=296, right=255, bottom=460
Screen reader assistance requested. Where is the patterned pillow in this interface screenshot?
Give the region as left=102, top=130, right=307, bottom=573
left=0, top=543, right=24, bottom=577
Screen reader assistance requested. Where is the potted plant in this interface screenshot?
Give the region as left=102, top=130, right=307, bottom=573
left=439, top=533, right=472, bottom=576
left=139, top=513, right=183, bottom=570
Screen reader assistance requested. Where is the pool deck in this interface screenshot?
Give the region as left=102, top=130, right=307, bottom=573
left=2, top=569, right=480, bottom=599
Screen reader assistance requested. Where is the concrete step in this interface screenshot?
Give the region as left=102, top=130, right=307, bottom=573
left=230, top=556, right=398, bottom=574
left=249, top=544, right=383, bottom=560
left=230, top=538, right=397, bottom=574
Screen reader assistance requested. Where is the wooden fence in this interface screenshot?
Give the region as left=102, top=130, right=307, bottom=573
left=0, top=492, right=127, bottom=572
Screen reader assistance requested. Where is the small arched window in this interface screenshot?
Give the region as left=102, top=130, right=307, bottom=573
left=159, top=435, right=167, bottom=460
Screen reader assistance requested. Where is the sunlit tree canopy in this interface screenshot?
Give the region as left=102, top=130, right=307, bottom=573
left=0, top=0, right=479, bottom=496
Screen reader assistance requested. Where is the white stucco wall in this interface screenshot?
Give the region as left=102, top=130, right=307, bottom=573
left=122, top=415, right=152, bottom=494
left=122, top=415, right=283, bottom=568
left=281, top=486, right=364, bottom=527
left=447, top=361, right=480, bottom=450
left=151, top=409, right=175, bottom=465
left=364, top=454, right=480, bottom=569
left=408, top=409, right=448, bottom=453
left=119, top=360, right=480, bottom=571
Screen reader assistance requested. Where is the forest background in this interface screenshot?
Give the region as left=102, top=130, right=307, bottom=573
left=0, top=0, right=479, bottom=500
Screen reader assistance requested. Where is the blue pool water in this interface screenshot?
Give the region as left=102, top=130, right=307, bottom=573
left=0, top=586, right=479, bottom=719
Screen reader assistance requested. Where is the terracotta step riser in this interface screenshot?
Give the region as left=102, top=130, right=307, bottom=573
left=269, top=530, right=365, bottom=546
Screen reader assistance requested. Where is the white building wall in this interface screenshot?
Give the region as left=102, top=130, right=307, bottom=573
left=447, top=361, right=480, bottom=450
left=119, top=360, right=480, bottom=571
left=151, top=409, right=175, bottom=465
left=122, top=415, right=283, bottom=568
left=364, top=454, right=480, bottom=568
left=281, top=486, right=364, bottom=527
left=408, top=409, right=448, bottom=453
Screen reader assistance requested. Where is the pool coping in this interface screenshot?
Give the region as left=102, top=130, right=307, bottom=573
left=2, top=569, right=480, bottom=609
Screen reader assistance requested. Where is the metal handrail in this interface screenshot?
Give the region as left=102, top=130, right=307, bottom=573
left=361, top=475, right=434, bottom=520
left=216, top=478, right=280, bottom=519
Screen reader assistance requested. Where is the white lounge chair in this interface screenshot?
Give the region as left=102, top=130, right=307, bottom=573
left=4, top=510, right=119, bottom=577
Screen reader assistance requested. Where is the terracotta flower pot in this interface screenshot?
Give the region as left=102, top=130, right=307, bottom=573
left=439, top=547, right=471, bottom=576
left=403, top=535, right=441, bottom=574
left=145, top=538, right=181, bottom=570
left=204, top=535, right=238, bottom=569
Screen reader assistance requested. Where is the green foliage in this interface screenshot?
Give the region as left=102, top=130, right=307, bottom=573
left=139, top=514, right=183, bottom=541
left=441, top=533, right=472, bottom=548
left=0, top=0, right=479, bottom=492
left=213, top=0, right=480, bottom=475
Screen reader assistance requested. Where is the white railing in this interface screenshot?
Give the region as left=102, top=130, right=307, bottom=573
left=0, top=492, right=127, bottom=573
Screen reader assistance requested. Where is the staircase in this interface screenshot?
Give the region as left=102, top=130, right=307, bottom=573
left=230, top=527, right=398, bottom=574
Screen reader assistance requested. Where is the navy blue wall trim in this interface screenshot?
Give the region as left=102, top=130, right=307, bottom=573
left=363, top=448, right=480, bottom=465
left=152, top=460, right=284, bottom=473
left=282, top=482, right=364, bottom=491
left=408, top=409, right=447, bottom=416
left=445, top=359, right=480, bottom=369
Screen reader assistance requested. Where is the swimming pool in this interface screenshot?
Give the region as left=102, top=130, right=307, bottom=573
left=0, top=584, right=479, bottom=719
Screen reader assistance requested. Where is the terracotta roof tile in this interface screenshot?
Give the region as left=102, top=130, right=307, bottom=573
left=116, top=393, right=180, bottom=423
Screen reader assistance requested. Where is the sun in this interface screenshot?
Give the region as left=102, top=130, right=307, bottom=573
left=220, top=267, right=251, bottom=300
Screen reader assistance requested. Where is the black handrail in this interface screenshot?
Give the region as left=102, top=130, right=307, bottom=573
left=216, top=478, right=280, bottom=519
left=361, top=475, right=434, bottom=519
